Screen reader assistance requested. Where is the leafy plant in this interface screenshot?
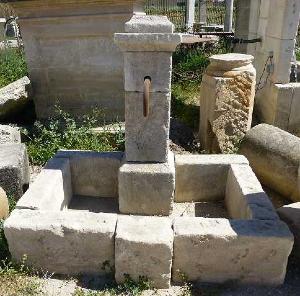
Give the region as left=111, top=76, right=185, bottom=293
left=24, top=106, right=125, bottom=166
left=0, top=48, right=27, bottom=88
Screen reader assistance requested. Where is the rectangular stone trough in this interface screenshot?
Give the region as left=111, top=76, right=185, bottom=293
left=4, top=151, right=293, bottom=288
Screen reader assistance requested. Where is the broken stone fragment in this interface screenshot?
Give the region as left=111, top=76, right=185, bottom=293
left=0, top=125, right=21, bottom=144
left=0, top=187, right=9, bottom=219
left=0, top=76, right=32, bottom=121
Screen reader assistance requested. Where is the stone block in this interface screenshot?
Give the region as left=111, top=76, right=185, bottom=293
left=123, top=51, right=172, bottom=93
left=288, top=83, right=300, bottom=136
left=125, top=15, right=174, bottom=33
left=0, top=144, right=29, bottom=199
left=0, top=76, right=32, bottom=121
left=56, top=150, right=123, bottom=198
left=199, top=53, right=256, bottom=153
left=0, top=187, right=9, bottom=219
left=125, top=92, right=170, bottom=163
left=4, top=210, right=117, bottom=275
left=265, top=0, right=300, bottom=40
left=173, top=217, right=293, bottom=285
left=225, top=164, right=278, bottom=220
left=115, top=216, right=173, bottom=289
left=119, top=152, right=175, bottom=216
left=0, top=125, right=21, bottom=144
left=278, top=202, right=300, bottom=258
left=175, top=154, right=248, bottom=202
left=16, top=157, right=72, bottom=211
left=239, top=124, right=300, bottom=202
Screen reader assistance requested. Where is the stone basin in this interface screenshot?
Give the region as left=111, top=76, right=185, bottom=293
left=4, top=150, right=293, bottom=288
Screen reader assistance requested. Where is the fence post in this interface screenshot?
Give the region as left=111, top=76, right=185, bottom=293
left=224, top=0, right=234, bottom=32
left=186, top=0, right=196, bottom=31
left=199, top=0, right=207, bottom=24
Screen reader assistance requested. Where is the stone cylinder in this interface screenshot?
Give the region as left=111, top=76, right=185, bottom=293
left=239, top=124, right=300, bottom=202
left=199, top=53, right=256, bottom=153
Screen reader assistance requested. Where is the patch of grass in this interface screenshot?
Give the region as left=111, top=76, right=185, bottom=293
left=73, top=275, right=152, bottom=296
left=0, top=48, right=28, bottom=88
left=296, top=48, right=300, bottom=61
left=23, top=107, right=125, bottom=166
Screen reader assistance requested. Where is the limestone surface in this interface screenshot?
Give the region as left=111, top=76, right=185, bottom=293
left=199, top=53, right=256, bottom=153
left=4, top=210, right=117, bottom=275
left=0, top=76, right=32, bottom=121
left=0, top=125, right=21, bottom=144
left=278, top=202, right=300, bottom=258
left=0, top=143, right=30, bottom=199
left=175, top=154, right=248, bottom=202
left=119, top=152, right=175, bottom=216
left=56, top=150, right=123, bottom=198
left=125, top=92, right=170, bottom=163
left=115, top=215, right=173, bottom=289
left=16, top=157, right=72, bottom=211
left=0, top=187, right=9, bottom=219
left=173, top=217, right=293, bottom=285
left=239, top=124, right=300, bottom=202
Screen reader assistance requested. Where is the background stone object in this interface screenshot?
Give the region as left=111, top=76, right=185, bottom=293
left=115, top=215, right=173, bottom=289
left=115, top=15, right=182, bottom=162
left=8, top=0, right=144, bottom=120
left=0, top=76, right=32, bottom=121
left=0, top=143, right=30, bottom=199
left=0, top=125, right=21, bottom=144
left=0, top=187, right=9, bottom=219
left=278, top=202, right=300, bottom=258
left=199, top=53, right=256, bottom=153
left=239, top=124, right=300, bottom=202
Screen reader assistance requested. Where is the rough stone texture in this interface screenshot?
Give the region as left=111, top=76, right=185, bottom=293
left=225, top=164, right=278, bottom=220
left=0, top=125, right=21, bottom=144
left=16, top=157, right=72, bottom=211
left=125, top=92, right=170, bottom=163
left=199, top=53, right=256, bottom=153
left=175, top=154, right=248, bottom=202
left=4, top=210, right=117, bottom=275
left=278, top=202, right=300, bottom=258
left=173, top=217, right=293, bottom=285
left=55, top=150, right=123, bottom=198
left=0, top=76, right=32, bottom=121
left=115, top=215, right=173, bottom=289
left=125, top=15, right=174, bottom=33
left=0, top=143, right=30, bottom=199
left=239, top=124, right=300, bottom=202
left=9, top=0, right=143, bottom=120
left=119, top=152, right=175, bottom=216
left=0, top=187, right=9, bottom=219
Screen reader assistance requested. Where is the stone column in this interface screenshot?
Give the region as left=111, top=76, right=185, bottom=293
left=199, top=0, right=207, bottom=25
left=115, top=15, right=182, bottom=216
left=224, top=0, right=234, bottom=32
left=186, top=0, right=196, bottom=31
left=199, top=53, right=256, bottom=153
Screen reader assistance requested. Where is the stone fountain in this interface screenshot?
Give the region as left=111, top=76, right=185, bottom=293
left=4, top=15, right=293, bottom=289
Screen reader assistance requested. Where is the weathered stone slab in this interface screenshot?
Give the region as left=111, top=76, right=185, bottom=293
left=4, top=210, right=117, bottom=275
left=55, top=150, right=123, bottom=198
left=175, top=154, right=248, bottom=202
left=115, top=215, right=173, bottom=289
left=173, top=217, right=293, bottom=285
left=0, top=143, right=29, bottom=199
left=199, top=53, right=256, bottom=153
left=278, top=202, right=300, bottom=258
left=0, top=76, right=32, bottom=121
left=125, top=92, right=170, bottom=163
left=16, top=157, right=72, bottom=211
left=0, top=125, right=21, bottom=144
left=239, top=124, right=300, bottom=202
left=225, top=164, right=278, bottom=220
left=119, top=152, right=175, bottom=216
left=0, top=187, right=9, bottom=219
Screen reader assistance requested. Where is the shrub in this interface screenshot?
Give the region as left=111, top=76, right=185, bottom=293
left=0, top=48, right=27, bottom=88
left=24, top=107, right=124, bottom=166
